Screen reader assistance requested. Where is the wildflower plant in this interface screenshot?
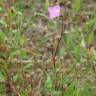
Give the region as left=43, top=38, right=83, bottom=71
left=48, top=5, right=60, bottom=19
left=48, top=4, right=64, bottom=67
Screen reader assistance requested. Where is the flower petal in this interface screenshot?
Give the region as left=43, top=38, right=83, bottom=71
left=48, top=5, right=60, bottom=19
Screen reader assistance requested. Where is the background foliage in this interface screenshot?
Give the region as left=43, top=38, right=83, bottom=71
left=0, top=0, right=96, bottom=96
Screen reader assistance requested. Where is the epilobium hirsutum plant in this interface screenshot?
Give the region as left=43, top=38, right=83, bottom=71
left=44, top=3, right=65, bottom=95
left=48, top=4, right=64, bottom=67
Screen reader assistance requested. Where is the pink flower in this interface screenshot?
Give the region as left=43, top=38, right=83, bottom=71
left=48, top=5, right=60, bottom=19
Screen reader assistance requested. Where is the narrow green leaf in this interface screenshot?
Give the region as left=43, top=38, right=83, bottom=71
left=87, top=32, right=94, bottom=45
left=0, top=32, right=6, bottom=42
left=45, top=76, right=53, bottom=90
left=0, top=71, right=5, bottom=81
left=23, top=62, right=33, bottom=70
left=72, top=0, right=82, bottom=12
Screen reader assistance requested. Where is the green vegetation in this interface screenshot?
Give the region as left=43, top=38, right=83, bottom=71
left=0, top=0, right=96, bottom=96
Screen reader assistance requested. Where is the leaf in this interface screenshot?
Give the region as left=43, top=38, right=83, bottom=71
left=72, top=0, right=82, bottom=12
left=79, top=83, right=92, bottom=96
left=84, top=16, right=96, bottom=33
left=16, top=11, right=23, bottom=16
left=59, top=47, right=65, bottom=56
left=0, top=32, right=6, bottom=43
left=73, top=46, right=81, bottom=62
left=19, top=36, right=25, bottom=46
left=9, top=49, right=27, bottom=59
left=0, top=71, right=5, bottom=81
left=0, top=20, right=7, bottom=26
left=23, top=62, right=33, bottom=70
left=45, top=76, right=53, bottom=90
left=62, top=76, right=72, bottom=85
left=86, top=32, right=94, bottom=45
left=44, top=0, right=49, bottom=12
left=64, top=82, right=76, bottom=96
left=51, top=90, right=61, bottom=96
left=13, top=74, right=19, bottom=82
left=0, top=7, right=4, bottom=12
